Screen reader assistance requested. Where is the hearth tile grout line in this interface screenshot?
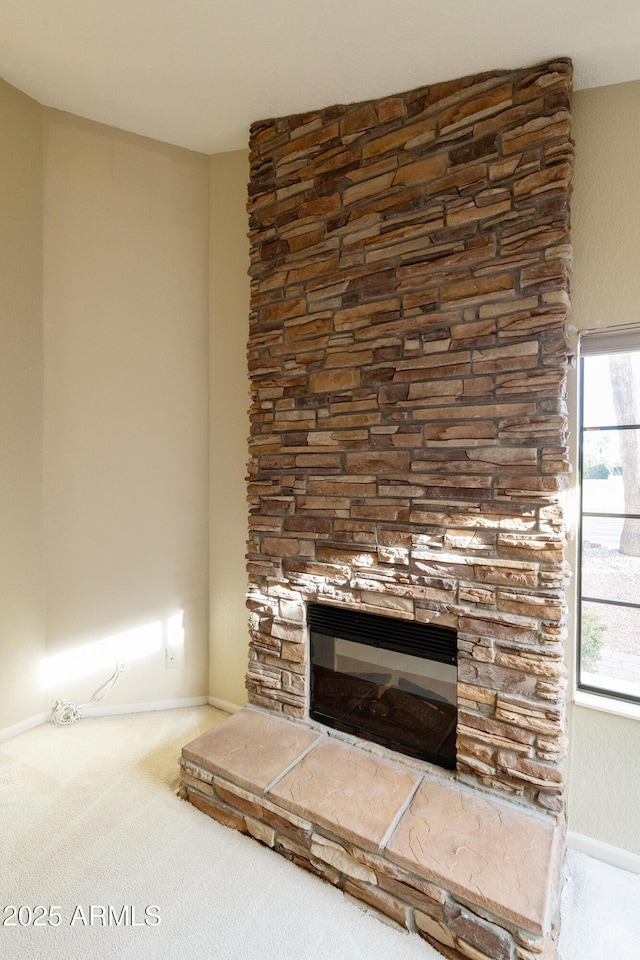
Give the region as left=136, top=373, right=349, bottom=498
left=262, top=734, right=325, bottom=796
left=379, top=775, right=423, bottom=852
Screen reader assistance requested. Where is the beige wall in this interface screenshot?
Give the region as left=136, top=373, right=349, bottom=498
left=208, top=151, right=251, bottom=708
left=42, top=111, right=210, bottom=707
left=0, top=80, right=46, bottom=730
left=567, top=80, right=640, bottom=854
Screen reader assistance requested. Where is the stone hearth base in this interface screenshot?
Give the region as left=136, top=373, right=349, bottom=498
left=180, top=708, right=564, bottom=960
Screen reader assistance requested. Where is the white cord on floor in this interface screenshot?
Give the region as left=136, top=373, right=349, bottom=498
left=50, top=662, right=124, bottom=725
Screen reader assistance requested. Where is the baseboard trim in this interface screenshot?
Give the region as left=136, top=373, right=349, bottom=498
left=0, top=712, right=48, bottom=744
left=79, top=696, right=209, bottom=718
left=1, top=696, right=238, bottom=740
left=567, top=830, right=640, bottom=874
left=208, top=696, right=243, bottom=714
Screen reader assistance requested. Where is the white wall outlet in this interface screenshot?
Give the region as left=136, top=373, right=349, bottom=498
left=117, top=658, right=128, bottom=673
left=165, top=648, right=183, bottom=669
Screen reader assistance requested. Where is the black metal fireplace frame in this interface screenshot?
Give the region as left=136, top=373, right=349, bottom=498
left=308, top=602, right=458, bottom=769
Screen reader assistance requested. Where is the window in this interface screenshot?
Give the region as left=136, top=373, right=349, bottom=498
left=578, top=329, right=640, bottom=704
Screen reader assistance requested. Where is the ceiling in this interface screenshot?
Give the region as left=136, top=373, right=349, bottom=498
left=0, top=0, right=639, bottom=154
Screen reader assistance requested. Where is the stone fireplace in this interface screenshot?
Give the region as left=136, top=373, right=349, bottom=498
left=182, top=58, right=574, bottom=959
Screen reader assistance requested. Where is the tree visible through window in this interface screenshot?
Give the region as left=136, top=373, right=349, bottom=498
left=578, top=334, right=640, bottom=704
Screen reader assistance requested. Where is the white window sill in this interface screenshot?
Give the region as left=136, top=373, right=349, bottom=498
left=573, top=688, right=640, bottom=721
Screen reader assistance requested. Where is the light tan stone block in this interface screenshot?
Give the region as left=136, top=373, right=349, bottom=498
left=182, top=708, right=321, bottom=795
left=415, top=911, right=456, bottom=948
left=268, top=738, right=420, bottom=852
left=386, top=778, right=558, bottom=933
left=245, top=817, right=276, bottom=847
left=310, top=835, right=377, bottom=882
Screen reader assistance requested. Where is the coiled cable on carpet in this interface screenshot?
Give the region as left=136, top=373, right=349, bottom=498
left=50, top=662, right=123, bottom=725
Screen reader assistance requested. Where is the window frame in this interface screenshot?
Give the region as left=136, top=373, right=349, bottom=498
left=576, top=329, right=640, bottom=707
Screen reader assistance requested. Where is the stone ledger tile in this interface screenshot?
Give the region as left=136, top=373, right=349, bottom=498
left=268, top=738, right=420, bottom=851
left=182, top=707, right=321, bottom=794
left=385, top=778, right=558, bottom=934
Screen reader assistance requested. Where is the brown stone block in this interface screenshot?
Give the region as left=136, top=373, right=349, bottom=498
left=344, top=450, right=410, bottom=473
left=467, top=446, right=537, bottom=467
left=297, top=193, right=341, bottom=218
left=309, top=368, right=360, bottom=393
left=497, top=310, right=566, bottom=338
left=293, top=454, right=342, bottom=469
left=259, top=297, right=307, bottom=325
left=457, top=710, right=535, bottom=748
left=495, top=692, right=563, bottom=727
left=450, top=134, right=499, bottom=167
left=459, top=613, right=538, bottom=645
left=407, top=379, right=465, bottom=402
left=180, top=770, right=215, bottom=796
left=376, top=874, right=446, bottom=917
left=279, top=640, right=306, bottom=664
left=306, top=479, right=377, bottom=498
left=343, top=172, right=396, bottom=206
left=343, top=879, right=409, bottom=927
left=448, top=195, right=512, bottom=226
left=283, top=559, right=351, bottom=583
left=341, top=102, right=378, bottom=137
left=215, top=783, right=264, bottom=820
left=286, top=254, right=341, bottom=286
left=351, top=502, right=411, bottom=522
left=497, top=591, right=564, bottom=622
left=334, top=298, right=400, bottom=332
left=316, top=544, right=378, bottom=567
left=393, top=152, right=448, bottom=186
left=323, top=348, right=374, bottom=369
left=459, top=660, right=538, bottom=697
left=426, top=165, right=488, bottom=200
left=425, top=421, right=496, bottom=444
left=502, top=112, right=571, bottom=155
left=474, top=563, right=538, bottom=589
left=496, top=475, right=566, bottom=502
left=450, top=319, right=496, bottom=343
left=283, top=315, right=334, bottom=342
left=520, top=259, right=568, bottom=293
left=488, top=155, right=522, bottom=182
left=276, top=121, right=340, bottom=163
left=367, top=231, right=446, bottom=265
left=271, top=619, right=304, bottom=642
left=448, top=907, right=513, bottom=960
left=440, top=83, right=512, bottom=132
left=363, top=118, right=437, bottom=160
left=441, top=272, right=514, bottom=305
left=513, top=162, right=572, bottom=198
left=496, top=368, right=565, bottom=399
left=298, top=495, right=351, bottom=511
left=187, top=789, right=248, bottom=834
left=498, top=534, right=563, bottom=564
left=378, top=96, right=405, bottom=123
left=500, top=221, right=568, bottom=255
left=262, top=537, right=299, bottom=558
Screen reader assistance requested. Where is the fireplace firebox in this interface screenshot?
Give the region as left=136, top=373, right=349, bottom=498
left=308, top=603, right=457, bottom=769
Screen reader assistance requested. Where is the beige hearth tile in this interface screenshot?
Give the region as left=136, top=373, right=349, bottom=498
left=385, top=778, right=558, bottom=934
left=268, top=738, right=420, bottom=851
left=182, top=707, right=321, bottom=794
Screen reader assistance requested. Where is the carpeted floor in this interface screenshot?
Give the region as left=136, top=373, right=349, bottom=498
left=1, top=705, right=638, bottom=959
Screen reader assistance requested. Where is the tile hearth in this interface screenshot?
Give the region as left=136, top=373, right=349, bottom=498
left=181, top=707, right=562, bottom=959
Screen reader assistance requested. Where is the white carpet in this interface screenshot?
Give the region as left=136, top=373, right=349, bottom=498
left=0, top=706, right=637, bottom=960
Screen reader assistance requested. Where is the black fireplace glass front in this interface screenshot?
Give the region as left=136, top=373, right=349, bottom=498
left=308, top=603, right=457, bottom=770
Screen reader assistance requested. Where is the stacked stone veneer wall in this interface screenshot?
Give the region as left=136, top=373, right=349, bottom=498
left=246, top=59, right=574, bottom=815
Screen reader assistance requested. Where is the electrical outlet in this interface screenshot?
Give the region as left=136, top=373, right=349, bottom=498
left=165, top=648, right=183, bottom=669
left=117, top=658, right=128, bottom=673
